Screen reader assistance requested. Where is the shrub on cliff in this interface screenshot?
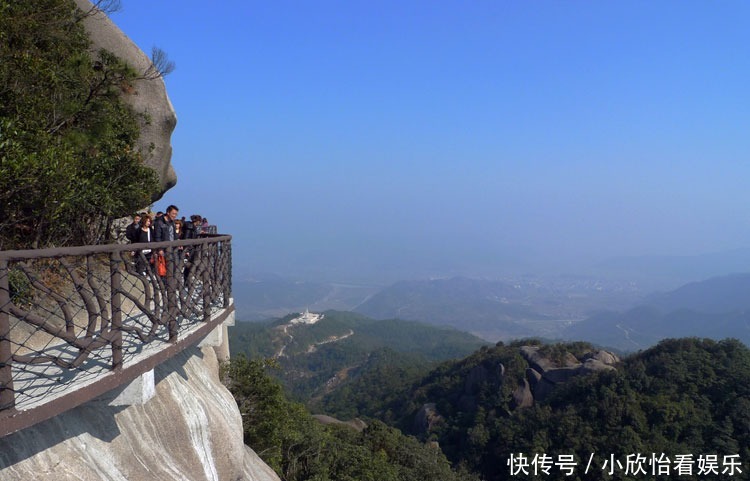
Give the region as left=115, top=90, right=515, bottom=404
left=0, top=0, right=158, bottom=249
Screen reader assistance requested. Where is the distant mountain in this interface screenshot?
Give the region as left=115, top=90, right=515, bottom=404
left=354, top=276, right=552, bottom=339
left=642, top=273, right=750, bottom=312
left=594, top=248, right=750, bottom=288
left=228, top=310, right=488, bottom=401
left=354, top=276, right=642, bottom=341
left=232, top=278, right=380, bottom=321
left=564, top=273, right=750, bottom=351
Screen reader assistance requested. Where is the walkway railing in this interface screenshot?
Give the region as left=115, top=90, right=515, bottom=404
left=0, top=235, right=232, bottom=437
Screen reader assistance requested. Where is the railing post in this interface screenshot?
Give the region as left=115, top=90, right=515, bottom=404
left=202, top=242, right=211, bottom=322
left=166, top=246, right=178, bottom=342
left=223, top=239, right=232, bottom=308
left=0, top=258, right=15, bottom=411
left=109, top=252, right=123, bottom=370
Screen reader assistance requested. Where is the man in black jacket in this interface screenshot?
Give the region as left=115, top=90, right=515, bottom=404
left=153, top=205, right=179, bottom=339
left=154, top=205, right=179, bottom=253
left=125, top=213, right=141, bottom=243
left=182, top=216, right=198, bottom=240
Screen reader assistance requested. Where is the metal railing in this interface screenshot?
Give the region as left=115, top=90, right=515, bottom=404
left=0, top=235, right=232, bottom=436
left=200, top=225, right=218, bottom=235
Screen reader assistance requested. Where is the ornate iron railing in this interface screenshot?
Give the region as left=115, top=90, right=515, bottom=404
left=0, top=235, right=232, bottom=436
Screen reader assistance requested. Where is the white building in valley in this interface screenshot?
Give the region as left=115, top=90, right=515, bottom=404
left=290, top=309, right=323, bottom=325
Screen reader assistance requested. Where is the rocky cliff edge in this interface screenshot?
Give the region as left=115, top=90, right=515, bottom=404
left=0, top=346, right=280, bottom=481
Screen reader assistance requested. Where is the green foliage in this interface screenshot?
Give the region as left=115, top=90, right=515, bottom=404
left=228, top=311, right=487, bottom=404
left=440, top=339, right=750, bottom=480
left=314, top=348, right=432, bottom=423
left=229, top=312, right=750, bottom=481
left=537, top=341, right=594, bottom=365
left=227, top=319, right=278, bottom=358
left=8, top=268, right=33, bottom=307
left=364, top=338, right=750, bottom=481
left=222, top=355, right=479, bottom=481
left=221, top=356, right=298, bottom=471
left=0, top=0, right=159, bottom=249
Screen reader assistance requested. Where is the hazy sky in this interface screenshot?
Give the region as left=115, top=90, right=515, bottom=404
left=111, top=1, right=750, bottom=282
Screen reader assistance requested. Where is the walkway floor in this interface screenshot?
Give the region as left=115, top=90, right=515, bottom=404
left=10, top=296, right=228, bottom=412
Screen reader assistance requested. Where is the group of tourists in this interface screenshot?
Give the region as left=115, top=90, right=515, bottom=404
left=124, top=205, right=212, bottom=274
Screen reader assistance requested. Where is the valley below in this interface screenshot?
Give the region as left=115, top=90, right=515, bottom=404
left=233, top=272, right=750, bottom=351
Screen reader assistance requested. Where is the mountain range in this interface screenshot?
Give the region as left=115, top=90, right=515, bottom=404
left=233, top=269, right=750, bottom=352
left=565, top=273, right=750, bottom=350
left=228, top=311, right=750, bottom=481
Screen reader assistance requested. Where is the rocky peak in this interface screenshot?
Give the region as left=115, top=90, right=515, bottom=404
left=519, top=345, right=619, bottom=404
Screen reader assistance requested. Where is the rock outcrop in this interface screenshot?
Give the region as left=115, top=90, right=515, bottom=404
left=410, top=344, right=620, bottom=437
left=0, top=346, right=280, bottom=481
left=413, top=403, right=444, bottom=435
left=511, top=379, right=534, bottom=409
left=73, top=0, right=178, bottom=199
left=519, top=346, right=619, bottom=403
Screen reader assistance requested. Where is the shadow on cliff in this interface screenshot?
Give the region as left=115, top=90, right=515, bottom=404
left=0, top=346, right=201, bottom=469
left=154, top=345, right=202, bottom=385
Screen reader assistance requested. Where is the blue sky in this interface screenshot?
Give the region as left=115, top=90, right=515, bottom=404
left=110, top=1, right=750, bottom=282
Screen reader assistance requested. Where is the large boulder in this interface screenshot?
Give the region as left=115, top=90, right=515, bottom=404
left=525, top=367, right=542, bottom=389
left=580, top=358, right=617, bottom=374
left=511, top=379, right=534, bottom=409
left=519, top=346, right=556, bottom=373
left=73, top=0, right=178, bottom=199
left=413, top=403, right=444, bottom=435
left=582, top=350, right=620, bottom=365
left=519, top=345, right=619, bottom=403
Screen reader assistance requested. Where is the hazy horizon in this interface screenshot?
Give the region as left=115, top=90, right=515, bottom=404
left=111, top=1, right=750, bottom=286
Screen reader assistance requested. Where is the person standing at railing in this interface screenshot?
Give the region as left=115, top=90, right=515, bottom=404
left=125, top=213, right=142, bottom=243
left=174, top=219, right=183, bottom=240
left=173, top=219, right=186, bottom=274
left=154, top=205, right=178, bottom=248
left=135, top=214, right=154, bottom=274
left=182, top=215, right=200, bottom=285
left=153, top=205, right=179, bottom=282
left=185, top=215, right=199, bottom=238
left=154, top=205, right=180, bottom=338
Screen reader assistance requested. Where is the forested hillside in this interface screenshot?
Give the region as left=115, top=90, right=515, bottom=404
left=222, top=356, right=478, bottom=481
left=229, top=307, right=749, bottom=481
left=319, top=338, right=750, bottom=481
left=229, top=310, right=487, bottom=401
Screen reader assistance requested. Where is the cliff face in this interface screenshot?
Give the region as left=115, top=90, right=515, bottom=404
left=73, top=0, right=178, bottom=199
left=0, top=346, right=280, bottom=481
left=0, top=4, right=272, bottom=476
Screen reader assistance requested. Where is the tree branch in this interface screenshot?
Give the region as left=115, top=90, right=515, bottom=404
left=142, top=47, right=175, bottom=80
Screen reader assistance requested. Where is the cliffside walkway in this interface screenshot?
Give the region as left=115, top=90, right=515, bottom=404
left=0, top=235, right=234, bottom=437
